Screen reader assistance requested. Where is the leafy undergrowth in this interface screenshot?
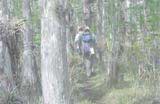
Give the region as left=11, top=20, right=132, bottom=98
left=76, top=70, right=160, bottom=104
left=76, top=71, right=106, bottom=104
left=100, top=86, right=150, bottom=104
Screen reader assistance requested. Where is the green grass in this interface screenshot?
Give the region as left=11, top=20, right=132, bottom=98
left=76, top=69, right=160, bottom=104
left=101, top=86, right=151, bottom=104
left=78, top=99, right=95, bottom=104
left=33, top=34, right=41, bottom=46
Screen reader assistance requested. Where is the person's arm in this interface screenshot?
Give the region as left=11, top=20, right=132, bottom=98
left=74, top=33, right=80, bottom=44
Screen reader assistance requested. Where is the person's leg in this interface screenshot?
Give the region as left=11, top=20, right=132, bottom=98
left=90, top=54, right=96, bottom=75
left=84, top=53, right=92, bottom=77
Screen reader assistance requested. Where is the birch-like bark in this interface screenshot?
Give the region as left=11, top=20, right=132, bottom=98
left=83, top=0, right=91, bottom=26
left=0, top=41, right=13, bottom=90
left=21, top=0, right=38, bottom=103
left=97, top=0, right=103, bottom=37
left=0, top=0, right=14, bottom=90
left=107, top=0, right=125, bottom=86
left=41, top=0, right=70, bottom=104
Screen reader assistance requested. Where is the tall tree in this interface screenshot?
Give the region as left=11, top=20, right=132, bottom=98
left=97, top=0, right=103, bottom=37
left=0, top=0, right=14, bottom=90
left=1, top=0, right=13, bottom=18
left=0, top=34, right=14, bottom=90
left=83, top=0, right=91, bottom=26
left=107, top=0, right=126, bottom=86
left=21, top=0, right=38, bottom=103
left=96, top=0, right=106, bottom=63
left=2, top=0, right=9, bottom=17
left=41, top=0, right=70, bottom=104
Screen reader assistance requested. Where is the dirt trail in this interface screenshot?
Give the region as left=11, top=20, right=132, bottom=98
left=80, top=74, right=106, bottom=104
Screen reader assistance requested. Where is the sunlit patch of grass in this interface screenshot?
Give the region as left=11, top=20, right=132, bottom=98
left=100, top=80, right=152, bottom=104
left=78, top=99, right=95, bottom=104
left=88, top=72, right=105, bottom=89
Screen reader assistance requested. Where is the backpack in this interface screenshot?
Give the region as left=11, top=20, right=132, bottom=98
left=82, top=34, right=92, bottom=43
left=81, top=33, right=93, bottom=56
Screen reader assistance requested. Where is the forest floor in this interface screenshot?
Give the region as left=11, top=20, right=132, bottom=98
left=75, top=68, right=160, bottom=104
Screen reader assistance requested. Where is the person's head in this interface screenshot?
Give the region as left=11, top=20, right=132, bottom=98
left=84, top=26, right=90, bottom=32
left=78, top=26, right=83, bottom=32
left=85, top=26, right=90, bottom=30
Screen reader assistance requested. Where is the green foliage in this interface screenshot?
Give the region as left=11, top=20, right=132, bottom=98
left=78, top=100, right=95, bottom=104
left=70, top=0, right=83, bottom=23
left=13, top=0, right=22, bottom=17
left=9, top=0, right=160, bottom=104
left=146, top=0, right=160, bottom=31
left=33, top=34, right=41, bottom=46
left=31, top=0, right=41, bottom=33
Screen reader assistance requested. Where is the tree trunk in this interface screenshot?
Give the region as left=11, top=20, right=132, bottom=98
left=83, top=0, right=91, bottom=26
left=0, top=40, right=13, bottom=90
left=1, top=0, right=13, bottom=19
left=41, top=0, right=70, bottom=104
left=107, top=0, right=124, bottom=86
left=2, top=0, right=9, bottom=17
left=21, top=0, right=38, bottom=103
left=97, top=0, right=103, bottom=37
left=96, top=0, right=108, bottom=70
left=0, top=0, right=14, bottom=91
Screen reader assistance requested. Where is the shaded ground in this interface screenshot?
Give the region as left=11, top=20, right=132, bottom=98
left=76, top=71, right=107, bottom=104
left=74, top=69, right=160, bottom=104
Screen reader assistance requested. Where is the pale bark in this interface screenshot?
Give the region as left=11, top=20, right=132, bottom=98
left=2, top=0, right=9, bottom=17
left=107, top=0, right=125, bottom=86
left=96, top=0, right=107, bottom=69
left=107, top=0, right=117, bottom=85
left=1, top=0, right=13, bottom=19
left=83, top=0, right=91, bottom=26
left=41, top=0, right=70, bottom=104
left=0, top=0, right=14, bottom=91
left=97, top=0, right=103, bottom=37
left=21, top=0, right=38, bottom=103
left=0, top=41, right=13, bottom=89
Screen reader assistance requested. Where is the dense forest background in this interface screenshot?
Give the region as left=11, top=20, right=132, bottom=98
left=0, top=0, right=160, bottom=104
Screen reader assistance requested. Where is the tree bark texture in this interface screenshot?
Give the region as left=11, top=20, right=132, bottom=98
left=0, top=37, right=17, bottom=103
left=107, top=0, right=127, bottom=86
left=83, top=0, right=91, bottom=26
left=21, top=0, right=38, bottom=103
left=41, top=0, right=70, bottom=104
left=0, top=40, right=13, bottom=89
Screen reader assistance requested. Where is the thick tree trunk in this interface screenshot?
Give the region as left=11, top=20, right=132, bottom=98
left=83, top=0, right=91, bottom=26
left=97, top=0, right=103, bottom=37
left=1, top=0, right=13, bottom=18
left=96, top=0, right=107, bottom=70
left=41, top=0, right=70, bottom=104
left=0, top=0, right=14, bottom=91
left=2, top=0, right=9, bottom=17
left=0, top=40, right=13, bottom=89
left=21, top=0, right=38, bottom=103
